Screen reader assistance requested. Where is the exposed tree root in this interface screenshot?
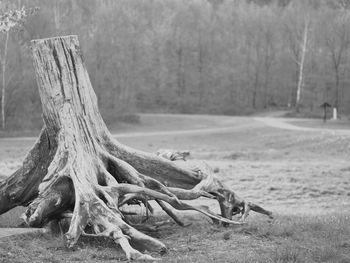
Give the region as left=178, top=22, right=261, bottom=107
left=0, top=128, right=57, bottom=214
left=156, top=200, right=191, bottom=227
left=0, top=36, right=273, bottom=261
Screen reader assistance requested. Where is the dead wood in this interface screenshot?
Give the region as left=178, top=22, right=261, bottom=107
left=0, top=35, right=272, bottom=260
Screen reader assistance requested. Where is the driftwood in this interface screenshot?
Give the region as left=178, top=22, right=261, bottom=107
left=0, top=36, right=272, bottom=260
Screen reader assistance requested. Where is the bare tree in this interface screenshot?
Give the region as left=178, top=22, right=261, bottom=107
left=283, top=0, right=319, bottom=111
left=0, top=5, right=28, bottom=129
left=295, top=15, right=310, bottom=111
left=197, top=28, right=205, bottom=106
left=325, top=8, right=350, bottom=116
left=262, top=28, right=274, bottom=108
left=175, top=26, right=185, bottom=98
left=260, top=7, right=276, bottom=109
left=0, top=36, right=272, bottom=260
left=252, top=33, right=262, bottom=109
left=285, top=12, right=311, bottom=110
left=5, top=1, right=350, bottom=129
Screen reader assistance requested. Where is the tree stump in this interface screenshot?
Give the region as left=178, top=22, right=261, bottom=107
left=0, top=36, right=272, bottom=260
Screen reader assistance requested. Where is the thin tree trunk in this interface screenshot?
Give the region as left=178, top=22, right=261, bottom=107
left=263, top=36, right=272, bottom=109
left=341, top=68, right=345, bottom=113
left=197, top=30, right=205, bottom=106
left=335, top=66, right=339, bottom=110
left=252, top=66, right=259, bottom=109
left=245, top=41, right=252, bottom=106
left=263, top=66, right=270, bottom=109
left=296, top=17, right=309, bottom=110
left=252, top=40, right=261, bottom=109
left=1, top=31, right=9, bottom=130
left=326, top=25, right=348, bottom=117
left=177, top=44, right=184, bottom=97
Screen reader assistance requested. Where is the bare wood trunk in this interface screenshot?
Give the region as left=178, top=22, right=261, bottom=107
left=197, top=30, right=205, bottom=106
left=296, top=17, right=309, bottom=110
left=335, top=67, right=339, bottom=112
left=176, top=42, right=184, bottom=97
left=0, top=35, right=272, bottom=260
left=263, top=33, right=272, bottom=109
left=252, top=40, right=261, bottom=109
left=1, top=31, right=9, bottom=130
left=0, top=129, right=56, bottom=214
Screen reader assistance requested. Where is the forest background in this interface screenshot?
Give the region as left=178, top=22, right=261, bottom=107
left=1, top=0, right=350, bottom=131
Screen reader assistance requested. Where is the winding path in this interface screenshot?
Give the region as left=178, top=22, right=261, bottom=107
left=1, top=113, right=350, bottom=238
left=254, top=117, right=350, bottom=135
left=1, top=114, right=350, bottom=143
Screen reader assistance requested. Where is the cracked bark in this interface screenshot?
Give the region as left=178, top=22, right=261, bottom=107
left=0, top=36, right=272, bottom=260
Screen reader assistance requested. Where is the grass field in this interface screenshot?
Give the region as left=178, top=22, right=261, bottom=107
left=0, top=114, right=350, bottom=262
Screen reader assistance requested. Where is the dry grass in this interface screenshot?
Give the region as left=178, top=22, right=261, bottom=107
left=288, top=119, right=350, bottom=131
left=0, top=208, right=25, bottom=228
left=0, top=213, right=349, bottom=262
left=1, top=114, right=350, bottom=262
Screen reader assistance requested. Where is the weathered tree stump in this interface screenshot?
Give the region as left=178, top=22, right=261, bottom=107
left=0, top=36, right=272, bottom=260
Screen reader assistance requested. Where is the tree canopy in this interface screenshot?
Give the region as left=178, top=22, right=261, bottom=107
left=1, top=0, right=350, bottom=130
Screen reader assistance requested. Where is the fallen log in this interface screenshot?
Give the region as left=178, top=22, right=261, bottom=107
left=0, top=36, right=272, bottom=260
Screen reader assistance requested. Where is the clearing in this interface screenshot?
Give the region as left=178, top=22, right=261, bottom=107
left=0, top=114, right=349, bottom=262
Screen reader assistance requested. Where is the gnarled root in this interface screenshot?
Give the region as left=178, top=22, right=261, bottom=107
left=0, top=128, right=57, bottom=214
left=0, top=36, right=272, bottom=261
left=20, top=139, right=251, bottom=260
left=156, top=152, right=273, bottom=224
left=18, top=142, right=272, bottom=260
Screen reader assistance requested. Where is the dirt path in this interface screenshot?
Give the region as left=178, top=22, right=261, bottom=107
left=3, top=114, right=349, bottom=143
left=254, top=117, right=316, bottom=131
left=255, top=116, right=350, bottom=135
left=115, top=122, right=256, bottom=137
left=0, top=115, right=255, bottom=142
left=1, top=113, right=350, bottom=233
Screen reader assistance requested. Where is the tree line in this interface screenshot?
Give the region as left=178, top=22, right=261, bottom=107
left=1, top=0, right=350, bottom=130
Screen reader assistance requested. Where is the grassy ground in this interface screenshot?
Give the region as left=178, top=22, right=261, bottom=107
left=288, top=119, right=350, bottom=130
left=0, top=214, right=349, bottom=263
left=1, top=114, right=350, bottom=262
